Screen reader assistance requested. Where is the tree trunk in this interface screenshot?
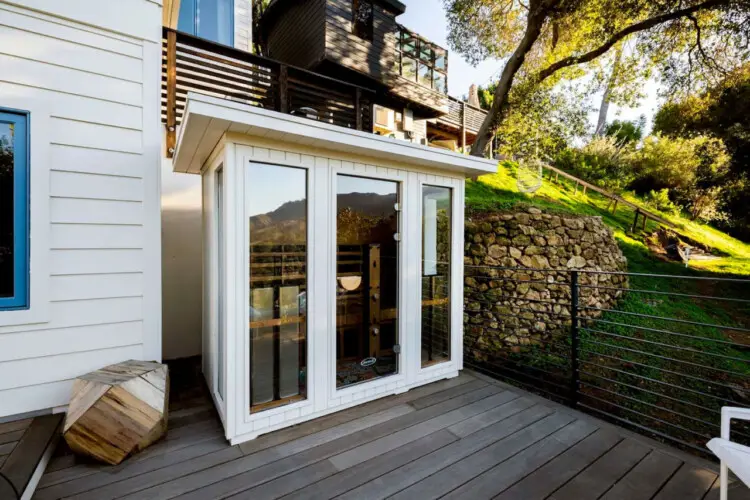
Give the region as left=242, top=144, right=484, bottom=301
left=595, top=45, right=623, bottom=136
left=470, top=9, right=548, bottom=157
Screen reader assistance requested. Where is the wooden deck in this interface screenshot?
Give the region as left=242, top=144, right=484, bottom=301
left=33, top=370, right=749, bottom=500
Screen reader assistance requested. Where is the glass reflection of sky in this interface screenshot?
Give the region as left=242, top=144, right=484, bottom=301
left=337, top=175, right=397, bottom=196
left=248, top=163, right=306, bottom=216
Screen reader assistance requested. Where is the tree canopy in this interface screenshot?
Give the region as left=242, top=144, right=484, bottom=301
left=654, top=64, right=750, bottom=238
left=445, top=0, right=750, bottom=156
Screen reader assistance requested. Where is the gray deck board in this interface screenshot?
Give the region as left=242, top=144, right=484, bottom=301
left=442, top=419, right=599, bottom=499
left=166, top=385, right=504, bottom=500
left=281, top=430, right=457, bottom=500
left=494, top=428, right=622, bottom=500
left=391, top=414, right=580, bottom=500
left=652, top=463, right=717, bottom=500
left=549, top=437, right=652, bottom=500
left=600, top=450, right=683, bottom=500
left=33, top=371, right=749, bottom=500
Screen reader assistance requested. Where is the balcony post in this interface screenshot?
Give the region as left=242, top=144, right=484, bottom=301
left=355, top=88, right=362, bottom=130
left=279, top=65, right=289, bottom=114
left=569, top=270, right=580, bottom=407
left=166, top=30, right=177, bottom=159
left=460, top=101, right=466, bottom=152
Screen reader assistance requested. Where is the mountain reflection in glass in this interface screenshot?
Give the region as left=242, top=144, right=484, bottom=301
left=336, top=175, right=399, bottom=388
left=421, top=186, right=451, bottom=366
left=248, top=163, right=307, bottom=411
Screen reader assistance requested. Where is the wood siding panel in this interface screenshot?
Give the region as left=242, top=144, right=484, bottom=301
left=50, top=198, right=144, bottom=225
left=50, top=145, right=145, bottom=179
left=322, top=1, right=448, bottom=114
left=0, top=298, right=145, bottom=336
left=51, top=249, right=144, bottom=276
left=0, top=54, right=143, bottom=106
left=50, top=171, right=144, bottom=203
left=0, top=322, right=144, bottom=363
left=2, top=82, right=142, bottom=131
left=0, top=1, right=160, bottom=419
left=0, top=345, right=144, bottom=391
left=0, top=24, right=143, bottom=82
left=49, top=274, right=144, bottom=302
left=50, top=118, right=143, bottom=155
left=266, top=0, right=326, bottom=69
left=51, top=224, right=145, bottom=250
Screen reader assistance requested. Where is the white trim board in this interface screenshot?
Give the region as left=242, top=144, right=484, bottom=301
left=173, top=92, right=498, bottom=177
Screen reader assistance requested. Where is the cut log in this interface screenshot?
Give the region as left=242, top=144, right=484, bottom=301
left=62, top=360, right=169, bottom=465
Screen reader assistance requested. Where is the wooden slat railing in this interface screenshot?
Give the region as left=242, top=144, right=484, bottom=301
left=162, top=28, right=375, bottom=157
left=435, top=96, right=488, bottom=148
left=543, top=163, right=675, bottom=230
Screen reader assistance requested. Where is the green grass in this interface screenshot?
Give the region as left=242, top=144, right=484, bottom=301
left=466, top=162, right=750, bottom=452
left=467, top=162, right=750, bottom=276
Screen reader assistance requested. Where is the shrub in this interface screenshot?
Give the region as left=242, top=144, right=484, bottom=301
left=555, top=136, right=635, bottom=192
left=643, top=189, right=681, bottom=215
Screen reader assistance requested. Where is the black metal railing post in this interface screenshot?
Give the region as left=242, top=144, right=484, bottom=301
left=570, top=270, right=580, bottom=408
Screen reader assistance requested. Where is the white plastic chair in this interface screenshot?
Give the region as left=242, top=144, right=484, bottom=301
left=707, top=407, right=750, bottom=500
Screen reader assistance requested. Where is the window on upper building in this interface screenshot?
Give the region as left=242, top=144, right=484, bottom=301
left=0, top=110, right=29, bottom=311
left=397, top=28, right=448, bottom=94
left=352, top=0, right=374, bottom=40
left=178, top=0, right=234, bottom=47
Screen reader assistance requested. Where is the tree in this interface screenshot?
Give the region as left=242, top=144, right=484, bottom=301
left=595, top=44, right=623, bottom=135
left=605, top=117, right=646, bottom=145
left=445, top=0, right=750, bottom=156
left=477, top=82, right=590, bottom=159
left=654, top=64, right=750, bottom=235
left=630, top=134, right=730, bottom=221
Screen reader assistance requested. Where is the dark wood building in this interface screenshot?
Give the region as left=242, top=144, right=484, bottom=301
left=259, top=0, right=450, bottom=119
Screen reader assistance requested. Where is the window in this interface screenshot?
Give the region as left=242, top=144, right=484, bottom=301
left=178, top=0, right=234, bottom=46
left=0, top=110, right=29, bottom=311
left=396, top=28, right=448, bottom=94
left=352, top=0, right=374, bottom=40
left=421, top=185, right=451, bottom=367
left=248, top=163, right=307, bottom=412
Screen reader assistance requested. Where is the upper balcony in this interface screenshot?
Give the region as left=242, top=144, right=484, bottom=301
left=161, top=27, right=376, bottom=157
left=161, top=27, right=488, bottom=156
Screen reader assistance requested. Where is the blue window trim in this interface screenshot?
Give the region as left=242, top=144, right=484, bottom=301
left=0, top=109, right=29, bottom=310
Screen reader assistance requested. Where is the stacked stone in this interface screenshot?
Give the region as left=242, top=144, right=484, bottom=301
left=464, top=207, right=628, bottom=357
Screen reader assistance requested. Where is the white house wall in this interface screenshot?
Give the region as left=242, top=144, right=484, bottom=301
left=161, top=0, right=252, bottom=360
left=0, top=0, right=162, bottom=418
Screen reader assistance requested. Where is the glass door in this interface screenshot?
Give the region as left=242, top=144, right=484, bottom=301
left=248, top=163, right=308, bottom=412
left=335, top=175, right=400, bottom=388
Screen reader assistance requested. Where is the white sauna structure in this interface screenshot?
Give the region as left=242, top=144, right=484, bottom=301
left=174, top=93, right=497, bottom=444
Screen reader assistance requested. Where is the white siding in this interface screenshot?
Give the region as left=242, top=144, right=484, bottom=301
left=0, top=0, right=162, bottom=418
left=234, top=0, right=252, bottom=52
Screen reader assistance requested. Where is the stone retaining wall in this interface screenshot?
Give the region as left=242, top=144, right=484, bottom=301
left=464, top=207, right=628, bottom=356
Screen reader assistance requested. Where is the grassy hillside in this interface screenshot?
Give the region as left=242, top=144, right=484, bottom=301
left=466, top=163, right=750, bottom=452
left=467, top=162, right=750, bottom=277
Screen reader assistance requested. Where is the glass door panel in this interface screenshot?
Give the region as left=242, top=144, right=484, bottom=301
left=336, top=175, right=399, bottom=388
left=421, top=185, right=452, bottom=366
left=248, top=163, right=307, bottom=412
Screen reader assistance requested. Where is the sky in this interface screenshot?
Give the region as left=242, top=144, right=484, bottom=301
left=398, top=0, right=663, bottom=133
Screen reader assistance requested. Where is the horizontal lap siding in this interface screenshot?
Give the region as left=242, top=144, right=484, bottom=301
left=0, top=2, right=160, bottom=418
left=266, top=0, right=326, bottom=68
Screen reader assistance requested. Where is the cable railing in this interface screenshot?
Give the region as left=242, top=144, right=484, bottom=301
left=463, top=264, right=750, bottom=458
